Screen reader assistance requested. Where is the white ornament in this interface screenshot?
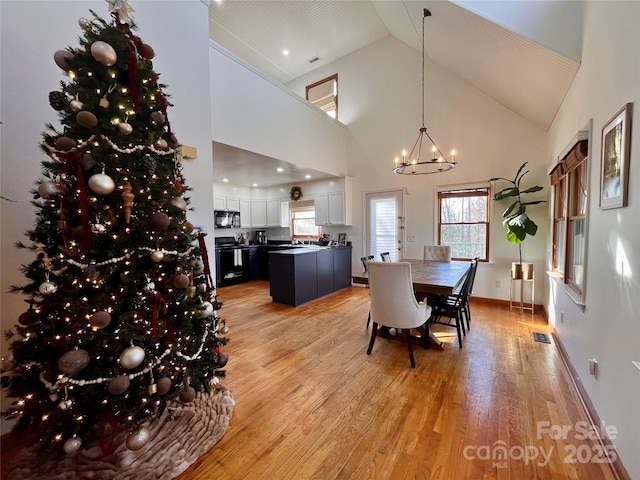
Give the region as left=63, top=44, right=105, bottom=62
left=150, top=250, right=164, bottom=262
left=88, top=173, right=115, bottom=195
left=78, top=17, right=92, bottom=30
left=70, top=99, right=83, bottom=112
left=119, top=345, right=145, bottom=369
left=198, top=301, right=214, bottom=318
left=38, top=181, right=59, bottom=199
left=90, top=41, right=117, bottom=66
left=119, top=122, right=133, bottom=135
left=126, top=426, right=150, bottom=451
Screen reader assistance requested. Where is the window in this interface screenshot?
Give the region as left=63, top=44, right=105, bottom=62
left=550, top=134, right=589, bottom=298
left=438, top=187, right=489, bottom=261
left=290, top=200, right=320, bottom=239
left=306, top=74, right=338, bottom=119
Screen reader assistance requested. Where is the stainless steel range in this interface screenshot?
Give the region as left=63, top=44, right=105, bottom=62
left=214, top=236, right=249, bottom=286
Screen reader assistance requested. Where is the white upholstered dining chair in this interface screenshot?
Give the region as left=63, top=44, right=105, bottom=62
left=366, top=262, right=432, bottom=368
left=423, top=245, right=452, bottom=262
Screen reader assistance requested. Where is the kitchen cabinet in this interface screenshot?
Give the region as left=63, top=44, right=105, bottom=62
left=251, top=199, right=267, bottom=227
left=213, top=196, right=225, bottom=211
left=248, top=246, right=259, bottom=279
left=239, top=199, right=251, bottom=228
left=266, top=199, right=281, bottom=227
left=314, top=177, right=352, bottom=226
left=269, top=246, right=352, bottom=306
left=226, top=197, right=240, bottom=212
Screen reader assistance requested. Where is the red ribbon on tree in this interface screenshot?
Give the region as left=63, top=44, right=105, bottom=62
left=152, top=292, right=167, bottom=343
left=111, top=12, right=145, bottom=112
left=59, top=150, right=91, bottom=252
left=197, top=232, right=213, bottom=292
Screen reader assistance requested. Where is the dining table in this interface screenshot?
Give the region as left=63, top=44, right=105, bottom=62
left=352, top=258, right=471, bottom=349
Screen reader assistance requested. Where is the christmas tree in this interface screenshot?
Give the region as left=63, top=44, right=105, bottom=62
left=2, top=2, right=228, bottom=456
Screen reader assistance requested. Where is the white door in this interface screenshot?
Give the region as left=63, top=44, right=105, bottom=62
left=365, top=190, right=404, bottom=261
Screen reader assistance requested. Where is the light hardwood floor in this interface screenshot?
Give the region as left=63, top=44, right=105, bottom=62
left=176, top=281, right=617, bottom=480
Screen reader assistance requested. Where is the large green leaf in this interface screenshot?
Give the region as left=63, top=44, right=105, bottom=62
left=506, top=226, right=525, bottom=243
left=520, top=185, right=544, bottom=194
left=493, top=187, right=519, bottom=201
left=523, top=217, right=538, bottom=235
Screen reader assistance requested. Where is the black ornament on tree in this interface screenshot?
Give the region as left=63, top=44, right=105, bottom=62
left=48, top=91, right=67, bottom=111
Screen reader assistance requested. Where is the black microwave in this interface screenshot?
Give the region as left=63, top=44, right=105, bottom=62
left=214, top=210, right=240, bottom=229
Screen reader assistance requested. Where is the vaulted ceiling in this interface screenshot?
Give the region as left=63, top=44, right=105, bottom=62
left=208, top=0, right=583, bottom=187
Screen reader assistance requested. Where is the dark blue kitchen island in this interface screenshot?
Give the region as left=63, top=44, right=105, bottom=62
left=269, top=246, right=352, bottom=306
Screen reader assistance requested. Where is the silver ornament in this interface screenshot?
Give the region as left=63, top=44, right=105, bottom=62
left=58, top=349, right=90, bottom=377
left=198, top=301, right=214, bottom=318
left=119, top=122, right=133, bottom=135
left=38, top=181, right=59, bottom=199
left=150, top=250, right=164, bottom=262
left=126, top=426, right=150, bottom=451
left=150, top=111, right=165, bottom=124
left=70, top=99, right=83, bottom=112
left=221, top=325, right=229, bottom=334
left=58, top=398, right=74, bottom=410
left=144, top=281, right=156, bottom=293
left=155, top=138, right=168, bottom=149
left=78, top=17, right=92, bottom=30
left=63, top=436, right=82, bottom=455
left=88, top=173, right=115, bottom=195
left=90, top=41, right=117, bottom=66
left=39, top=281, right=58, bottom=295
left=119, top=345, right=145, bottom=369
left=169, top=197, right=187, bottom=211
left=91, top=223, right=106, bottom=234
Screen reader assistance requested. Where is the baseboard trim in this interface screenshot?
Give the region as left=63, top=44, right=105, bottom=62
left=469, top=296, right=547, bottom=319
left=552, top=331, right=631, bottom=480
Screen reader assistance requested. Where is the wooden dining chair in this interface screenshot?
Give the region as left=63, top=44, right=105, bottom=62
left=428, top=258, right=478, bottom=348
left=367, top=262, right=432, bottom=368
left=360, top=255, right=375, bottom=328
left=423, top=245, right=451, bottom=262
left=380, top=252, right=391, bottom=262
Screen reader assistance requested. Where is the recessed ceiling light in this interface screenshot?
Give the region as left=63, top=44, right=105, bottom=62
left=282, top=49, right=289, bottom=56
left=305, top=174, right=311, bottom=179
left=277, top=167, right=284, bottom=173
left=252, top=183, right=258, bottom=187
left=222, top=178, right=229, bottom=182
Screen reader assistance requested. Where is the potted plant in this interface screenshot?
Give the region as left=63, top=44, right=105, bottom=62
left=489, top=162, right=545, bottom=280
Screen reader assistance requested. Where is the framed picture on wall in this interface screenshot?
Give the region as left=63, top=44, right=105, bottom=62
left=338, top=233, right=347, bottom=246
left=600, top=102, right=633, bottom=209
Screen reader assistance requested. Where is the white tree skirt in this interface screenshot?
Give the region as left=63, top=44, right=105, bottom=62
left=7, top=388, right=235, bottom=480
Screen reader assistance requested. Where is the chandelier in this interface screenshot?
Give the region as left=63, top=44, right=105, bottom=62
left=393, top=9, right=457, bottom=175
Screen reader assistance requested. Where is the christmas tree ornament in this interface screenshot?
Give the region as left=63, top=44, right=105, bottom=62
left=148, top=212, right=170, bottom=232
left=144, top=276, right=156, bottom=292
left=81, top=152, right=96, bottom=170
left=147, top=382, right=157, bottom=395
left=118, top=121, right=133, bottom=135
left=76, top=110, right=98, bottom=129
left=108, top=375, right=130, bottom=395
left=141, top=154, right=156, bottom=176
left=169, top=197, right=187, bottom=211
left=186, top=285, right=196, bottom=298
left=18, top=306, right=40, bottom=326
left=55, top=136, right=76, bottom=151
left=58, top=349, right=90, bottom=377
left=183, top=221, right=194, bottom=234
left=38, top=180, right=59, bottom=199
left=88, top=172, right=115, bottom=195
left=91, top=218, right=107, bottom=234
left=78, top=17, right=92, bottom=30
left=217, top=352, right=228, bottom=368
left=39, top=273, right=58, bottom=295
left=179, top=386, right=196, bottom=403
left=58, top=398, right=74, bottom=410
left=220, top=322, right=229, bottom=335
left=126, top=426, right=150, bottom=451
left=90, top=40, right=117, bottom=66
left=49, top=91, right=67, bottom=111
left=89, top=310, right=111, bottom=329
left=63, top=436, right=83, bottom=455
left=150, top=250, right=164, bottom=263
left=84, top=264, right=100, bottom=281
left=173, top=273, right=189, bottom=289
left=197, top=301, right=214, bottom=318
left=54, top=49, right=74, bottom=70
left=155, top=138, right=168, bottom=149
left=70, top=98, right=84, bottom=113
left=141, top=43, right=155, bottom=60
left=121, top=182, right=134, bottom=223
left=150, top=111, right=165, bottom=124
left=166, top=133, right=179, bottom=147
left=119, top=344, right=145, bottom=369
left=156, top=377, right=172, bottom=395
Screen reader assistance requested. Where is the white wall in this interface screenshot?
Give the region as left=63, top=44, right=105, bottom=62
left=545, top=2, right=640, bottom=478
left=209, top=43, right=348, bottom=177
left=0, top=0, right=214, bottom=433
left=287, top=35, right=550, bottom=303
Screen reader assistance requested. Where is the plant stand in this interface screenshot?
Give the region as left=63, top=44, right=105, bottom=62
left=510, top=272, right=534, bottom=319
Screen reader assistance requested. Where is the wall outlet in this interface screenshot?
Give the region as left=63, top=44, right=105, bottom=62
left=588, top=358, right=598, bottom=377
left=407, top=235, right=416, bottom=242
left=495, top=280, right=501, bottom=288
left=560, top=311, right=564, bottom=323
